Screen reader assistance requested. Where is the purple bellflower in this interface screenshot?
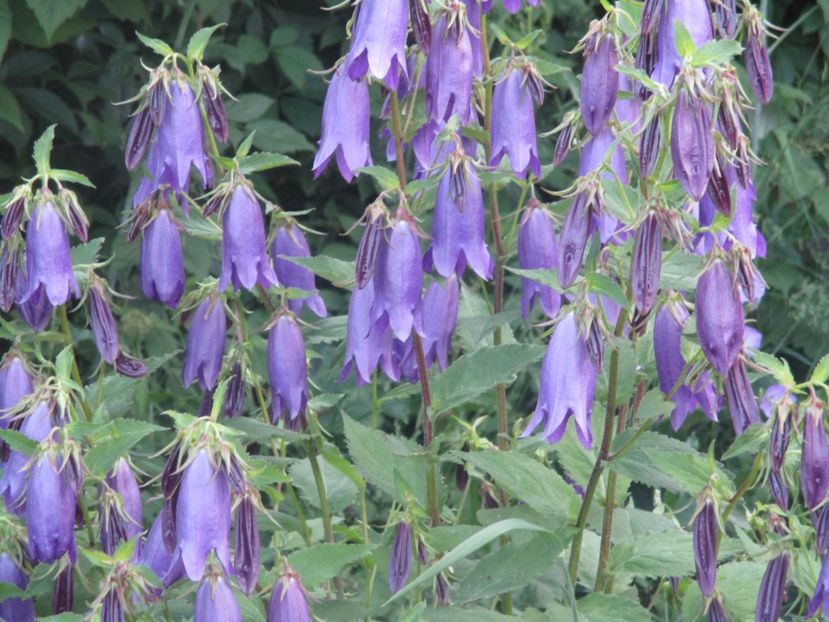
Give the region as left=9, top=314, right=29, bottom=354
left=651, top=0, right=713, bottom=88
left=0, top=355, right=33, bottom=424
left=194, top=573, right=243, bottom=622
left=0, top=401, right=53, bottom=514
left=89, top=279, right=120, bottom=365
left=723, top=357, right=761, bottom=436
left=267, top=314, right=309, bottom=429
left=140, top=207, right=185, bottom=308
left=695, top=260, right=744, bottom=375
left=219, top=184, right=278, bottom=293
left=421, top=276, right=460, bottom=371
left=138, top=513, right=175, bottom=585
left=755, top=552, right=789, bottom=622
left=103, top=458, right=143, bottom=548
left=744, top=10, right=773, bottom=105
left=801, top=403, right=829, bottom=511
left=20, top=201, right=79, bottom=307
left=580, top=34, right=619, bottom=135
left=345, top=0, right=409, bottom=91
left=16, top=277, right=54, bottom=331
left=271, top=224, right=327, bottom=317
left=313, top=69, right=372, bottom=182
left=490, top=65, right=542, bottom=179
left=341, top=279, right=389, bottom=386
left=267, top=568, right=312, bottom=622
left=808, top=554, right=829, bottom=619
left=630, top=212, right=662, bottom=317
left=183, top=295, right=227, bottom=391
left=426, top=160, right=493, bottom=280
left=234, top=491, right=260, bottom=595
left=388, top=521, right=413, bottom=594
left=693, top=498, right=718, bottom=598
left=0, top=553, right=35, bottom=622
left=485, top=0, right=541, bottom=13
left=671, top=90, right=715, bottom=202
left=521, top=313, right=597, bottom=449
left=426, top=12, right=475, bottom=124
left=517, top=203, right=561, bottom=320
left=558, top=193, right=593, bottom=289
left=27, top=450, right=81, bottom=564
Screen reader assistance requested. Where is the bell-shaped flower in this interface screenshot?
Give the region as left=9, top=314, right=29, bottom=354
left=651, top=0, right=713, bottom=87
left=723, top=357, right=760, bottom=436
left=341, top=280, right=393, bottom=386
left=692, top=498, right=718, bottom=598
left=0, top=354, right=33, bottom=424
left=426, top=161, right=492, bottom=280
left=140, top=208, right=185, bottom=308
left=490, top=65, right=541, bottom=179
left=219, top=185, right=278, bottom=293
left=0, top=401, right=53, bottom=513
left=271, top=225, right=327, bottom=318
left=105, top=458, right=143, bottom=543
left=0, top=553, right=35, bottom=622
left=801, top=404, right=829, bottom=511
left=19, top=201, right=78, bottom=306
left=267, top=315, right=308, bottom=428
left=16, top=276, right=54, bottom=331
left=167, top=449, right=231, bottom=582
left=521, top=313, right=597, bottom=449
left=421, top=276, right=460, bottom=370
left=267, top=568, right=312, bottom=622
left=372, top=214, right=423, bottom=341
left=671, top=91, right=714, bottom=201
left=27, top=450, right=81, bottom=563
left=182, top=295, right=227, bottom=391
left=234, top=492, right=260, bottom=595
left=138, top=513, right=176, bottom=585
left=345, top=0, right=409, bottom=91
left=580, top=34, right=619, bottom=135
left=426, top=12, right=475, bottom=124
left=388, top=521, right=413, bottom=594
left=500, top=0, right=540, bottom=12
left=695, top=260, right=744, bottom=375
left=312, top=69, right=372, bottom=182
left=517, top=204, right=561, bottom=319
left=558, top=193, right=592, bottom=289
left=630, top=212, right=662, bottom=317
left=195, top=572, right=243, bottom=622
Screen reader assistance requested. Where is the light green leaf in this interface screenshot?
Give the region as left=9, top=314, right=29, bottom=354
left=811, top=352, right=829, bottom=385
left=135, top=31, right=174, bottom=57
left=33, top=124, right=56, bottom=177
left=383, top=518, right=551, bottom=606
left=226, top=94, right=275, bottom=123
left=585, top=273, right=630, bottom=311
left=237, top=152, right=299, bottom=174
left=186, top=23, right=225, bottom=61
left=55, top=345, right=74, bottom=383
left=0, top=428, right=38, bottom=455
left=285, top=256, right=354, bottom=286
left=578, top=593, right=655, bottom=622
left=24, top=0, right=87, bottom=41
left=355, top=165, right=400, bottom=191
left=636, top=389, right=674, bottom=422
left=273, top=46, right=322, bottom=90
left=0, top=83, right=22, bottom=130
left=607, top=531, right=695, bottom=578
left=249, top=118, right=314, bottom=153
left=0, top=581, right=26, bottom=600
left=289, top=457, right=358, bottom=514
left=691, top=39, right=742, bottom=66
left=673, top=20, right=695, bottom=57
left=51, top=169, right=95, bottom=188
left=287, top=543, right=374, bottom=587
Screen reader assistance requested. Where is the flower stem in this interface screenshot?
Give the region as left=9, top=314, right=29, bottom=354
left=58, top=306, right=92, bottom=422
left=307, top=438, right=344, bottom=598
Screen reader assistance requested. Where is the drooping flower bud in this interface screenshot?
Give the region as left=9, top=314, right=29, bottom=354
left=517, top=204, right=561, bottom=320
left=695, top=260, right=744, bottom=375
left=0, top=354, right=33, bottom=424
left=114, top=353, right=148, bottom=379
left=631, top=212, right=662, bottom=318
left=410, top=0, right=431, bottom=52
left=223, top=363, right=246, bottom=419
left=219, top=184, right=278, bottom=293
left=815, top=505, right=829, bottom=558
left=1, top=194, right=26, bottom=240
left=234, top=490, right=260, bottom=595
left=89, top=278, right=120, bottom=365
left=426, top=12, right=474, bottom=124
left=641, top=0, right=665, bottom=35
left=723, top=357, right=760, bottom=436
left=140, top=207, right=185, bottom=308
left=807, top=554, right=829, bottom=619
left=705, top=156, right=732, bottom=217
left=125, top=105, right=153, bottom=172
left=558, top=193, right=592, bottom=289
left=768, top=470, right=788, bottom=510
left=183, top=295, right=227, bottom=391
left=671, top=91, right=714, bottom=201
left=427, top=160, right=492, bottom=280
left=639, top=116, right=661, bottom=179
left=580, top=34, right=619, bottom=135
left=272, top=225, right=327, bottom=318
left=0, top=401, right=52, bottom=513
left=707, top=596, right=727, bottom=622
left=388, top=521, right=413, bottom=594
left=53, top=565, right=73, bottom=614
left=20, top=201, right=79, bottom=307
left=490, top=65, right=541, bottom=179
left=801, top=404, right=829, bottom=511
left=101, top=458, right=143, bottom=554
left=521, top=313, right=597, bottom=449
left=421, top=276, right=460, bottom=371
left=267, top=567, right=312, bottom=622
left=0, top=553, right=35, bottom=622
left=693, top=498, right=718, bottom=598
left=27, top=450, right=81, bottom=563
left=194, top=571, right=243, bottom=622
left=345, top=0, right=409, bottom=91
left=744, top=10, right=774, bottom=105
left=0, top=243, right=20, bottom=313
left=202, top=78, right=229, bottom=144
left=168, top=449, right=231, bottom=582
left=267, top=314, right=308, bottom=428
left=372, top=214, right=423, bottom=341
left=313, top=69, right=372, bottom=182
left=138, top=513, right=176, bottom=585
left=764, top=386, right=793, bottom=473
left=553, top=115, right=576, bottom=167
left=708, top=0, right=737, bottom=39
left=60, top=189, right=89, bottom=243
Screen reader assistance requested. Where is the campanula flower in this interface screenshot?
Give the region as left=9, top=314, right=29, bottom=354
left=490, top=65, right=541, bottom=179
left=723, top=358, right=761, bottom=436
left=421, top=276, right=459, bottom=370
left=0, top=355, right=33, bottom=424
left=234, top=492, right=260, bottom=595
left=267, top=568, right=311, bottom=622
left=517, top=204, right=561, bottom=320
left=138, top=513, right=175, bottom=585
left=345, top=0, right=409, bottom=91
left=695, top=260, right=744, bottom=375
left=267, top=315, right=308, bottom=428
left=0, top=401, right=52, bottom=513
left=0, top=553, right=35, bottom=622
left=755, top=552, right=789, bottom=622
left=182, top=295, right=227, bottom=391
left=426, top=12, right=475, bottom=124
left=580, top=34, right=619, bottom=135
left=89, top=279, right=120, bottom=365
left=693, top=498, right=718, bottom=598
left=630, top=213, right=662, bottom=317
left=140, top=208, right=185, bottom=308
left=558, top=194, right=592, bottom=289
left=103, top=458, right=143, bottom=548
left=20, top=201, right=78, bottom=307
left=807, top=554, right=829, bottom=619
left=801, top=404, right=829, bottom=511
left=388, top=521, right=413, bottom=594
left=671, top=91, right=714, bottom=201
left=651, top=0, right=713, bottom=87
left=272, top=225, right=327, bottom=318
left=27, top=451, right=81, bottom=563
left=341, top=280, right=389, bottom=386
left=194, top=573, right=243, bottom=622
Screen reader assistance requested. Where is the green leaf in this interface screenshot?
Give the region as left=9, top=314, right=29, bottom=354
left=51, top=169, right=95, bottom=188
left=273, top=46, right=322, bottom=90
left=0, top=83, right=22, bottom=130
left=287, top=543, right=374, bottom=587
left=607, top=531, right=695, bottom=578
left=0, top=428, right=38, bottom=455
left=249, top=119, right=314, bottom=153
left=464, top=450, right=581, bottom=521
left=660, top=250, right=702, bottom=291
left=0, top=581, right=26, bottom=600
left=673, top=20, right=695, bottom=57
left=285, top=256, right=354, bottom=286
left=55, top=345, right=74, bottom=383
left=722, top=423, right=768, bottom=461
left=812, top=352, right=829, bottom=384
left=691, top=39, right=742, bottom=66
left=506, top=266, right=562, bottom=291
left=237, top=152, right=299, bottom=174
left=430, top=344, right=545, bottom=412
left=226, top=94, right=275, bottom=123
left=33, top=124, right=56, bottom=177
left=383, top=518, right=551, bottom=606
left=24, top=0, right=87, bottom=41
left=235, top=131, right=256, bottom=158
left=0, top=0, right=11, bottom=61
left=578, top=593, right=655, bottom=622
left=636, top=390, right=674, bottom=422
left=355, top=166, right=400, bottom=191
left=289, top=457, right=358, bottom=514
left=585, top=273, right=630, bottom=310
left=135, top=31, right=174, bottom=57
left=753, top=350, right=795, bottom=386
left=84, top=419, right=165, bottom=475
left=186, top=23, right=225, bottom=61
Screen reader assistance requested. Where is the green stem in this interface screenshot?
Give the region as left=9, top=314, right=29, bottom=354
left=308, top=439, right=344, bottom=599
left=370, top=370, right=380, bottom=430
left=566, top=309, right=628, bottom=585
left=58, top=306, right=92, bottom=422
left=175, top=0, right=197, bottom=52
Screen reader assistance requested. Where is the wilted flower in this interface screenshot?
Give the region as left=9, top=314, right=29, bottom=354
left=706, top=595, right=727, bottom=622
left=744, top=9, right=774, bottom=105
left=267, top=314, right=308, bottom=428
left=426, top=12, right=474, bottom=124
left=768, top=470, right=789, bottom=510
left=755, top=552, right=788, bottom=622
left=0, top=401, right=53, bottom=513
left=723, top=358, right=761, bottom=436
left=234, top=491, right=260, bottom=595
left=202, top=78, right=229, bottom=144
left=801, top=403, right=829, bottom=511
left=272, top=224, right=327, bottom=318
left=671, top=91, right=714, bottom=201
left=312, top=69, right=372, bottom=182
left=693, top=498, right=718, bottom=598
left=194, top=571, right=243, bottom=622
left=490, top=65, right=541, bottom=179
left=0, top=243, right=20, bottom=313
left=630, top=212, right=662, bottom=317
left=695, top=260, right=744, bottom=375
left=0, top=553, right=35, bottom=622
left=521, top=313, right=597, bottom=448
left=421, top=276, right=460, bottom=371
left=639, top=116, right=661, bottom=179
left=100, top=457, right=143, bottom=555
left=345, top=0, right=409, bottom=91
left=27, top=450, right=81, bottom=563
left=89, top=279, right=120, bottom=365
left=580, top=34, right=619, bottom=135
left=183, top=295, right=227, bottom=391
left=219, top=184, right=278, bottom=293
left=140, top=207, right=185, bottom=308
left=19, top=201, right=79, bottom=307
left=1, top=193, right=26, bottom=240
left=267, top=567, right=312, bottom=622
left=388, top=521, right=413, bottom=594
left=372, top=214, right=423, bottom=341
left=558, top=194, right=592, bottom=289
left=53, top=565, right=73, bottom=614
left=709, top=0, right=737, bottom=39
left=517, top=204, right=561, bottom=320
left=223, top=363, right=246, bottom=419
left=167, top=449, right=231, bottom=582
left=426, top=160, right=492, bottom=280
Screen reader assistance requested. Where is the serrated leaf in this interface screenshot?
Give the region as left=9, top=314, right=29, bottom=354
left=691, top=39, right=742, bottom=67
left=285, top=255, right=354, bottom=286
left=289, top=458, right=358, bottom=514
left=287, top=543, right=374, bottom=587
left=0, top=428, right=38, bottom=455
left=585, top=273, right=630, bottom=310
left=430, top=344, right=545, bottom=412
left=578, top=593, right=655, bottom=622
left=506, top=266, right=562, bottom=291
left=51, top=169, right=95, bottom=188
left=32, top=124, right=56, bottom=177
left=722, top=423, right=767, bottom=461
left=356, top=165, right=400, bottom=191
left=0, top=83, right=22, bottom=130
left=608, top=531, right=695, bottom=578
left=673, top=20, right=695, bottom=57
left=24, top=0, right=87, bottom=41
left=636, top=389, right=674, bottom=422
left=235, top=130, right=256, bottom=158
left=186, top=23, right=225, bottom=61
left=135, top=31, right=174, bottom=57
left=237, top=152, right=299, bottom=174
left=812, top=352, right=829, bottom=385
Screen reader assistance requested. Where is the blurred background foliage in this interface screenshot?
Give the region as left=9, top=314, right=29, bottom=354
left=0, top=0, right=825, bottom=430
